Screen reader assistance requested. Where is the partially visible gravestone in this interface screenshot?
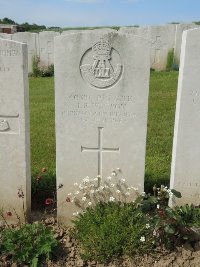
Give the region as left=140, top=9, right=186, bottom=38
left=119, top=26, right=149, bottom=38
left=0, top=38, right=31, bottom=223
left=174, top=24, right=199, bottom=66
left=119, top=25, right=176, bottom=71
left=39, top=31, right=60, bottom=66
left=0, top=33, right=12, bottom=40
left=55, top=32, right=150, bottom=224
left=149, top=25, right=176, bottom=70
left=12, top=32, right=39, bottom=73
left=170, top=28, right=200, bottom=206
left=61, top=28, right=117, bottom=35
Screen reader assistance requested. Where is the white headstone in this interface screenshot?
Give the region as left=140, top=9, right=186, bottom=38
left=61, top=28, right=117, bottom=35
left=119, top=26, right=149, bottom=38
left=12, top=32, right=39, bottom=73
left=55, top=32, right=150, bottom=223
left=170, top=28, right=200, bottom=206
left=149, top=25, right=176, bottom=71
left=39, top=31, right=60, bottom=67
left=0, top=38, right=31, bottom=222
left=0, top=33, right=12, bottom=40
left=119, top=25, right=176, bottom=71
left=174, top=24, right=199, bottom=66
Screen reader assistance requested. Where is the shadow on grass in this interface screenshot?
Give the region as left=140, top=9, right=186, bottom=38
left=145, top=173, right=170, bottom=194
left=32, top=172, right=56, bottom=211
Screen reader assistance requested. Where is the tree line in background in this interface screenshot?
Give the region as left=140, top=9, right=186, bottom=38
left=1, top=17, right=200, bottom=32
left=0, top=17, right=60, bottom=32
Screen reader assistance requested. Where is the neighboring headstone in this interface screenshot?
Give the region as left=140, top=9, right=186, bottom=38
left=174, top=24, right=199, bottom=66
left=119, top=25, right=176, bottom=71
left=55, top=32, right=150, bottom=223
left=0, top=33, right=12, bottom=40
left=0, top=38, right=31, bottom=223
left=119, top=26, right=149, bottom=38
left=39, top=31, right=60, bottom=66
left=61, top=28, right=117, bottom=35
left=170, top=28, right=200, bottom=206
left=12, top=32, right=39, bottom=73
left=148, top=25, right=176, bottom=71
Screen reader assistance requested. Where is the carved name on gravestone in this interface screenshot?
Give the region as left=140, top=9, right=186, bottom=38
left=0, top=38, right=31, bottom=223
left=55, top=32, right=150, bottom=223
left=170, top=28, right=200, bottom=206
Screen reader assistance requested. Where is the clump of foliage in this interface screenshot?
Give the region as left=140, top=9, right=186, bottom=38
left=0, top=187, right=58, bottom=267
left=32, top=56, right=54, bottom=77
left=166, top=49, right=174, bottom=71
left=166, top=49, right=179, bottom=71
left=176, top=204, right=200, bottom=227
left=64, top=169, right=200, bottom=264
left=0, top=223, right=57, bottom=267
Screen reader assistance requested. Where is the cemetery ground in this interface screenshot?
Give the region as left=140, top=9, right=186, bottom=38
left=1, top=71, right=200, bottom=267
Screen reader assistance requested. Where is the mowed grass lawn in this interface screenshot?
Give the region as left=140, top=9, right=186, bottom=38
left=29, top=71, right=178, bottom=189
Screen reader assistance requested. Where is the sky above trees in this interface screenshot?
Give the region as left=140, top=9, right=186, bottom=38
left=0, top=0, right=199, bottom=27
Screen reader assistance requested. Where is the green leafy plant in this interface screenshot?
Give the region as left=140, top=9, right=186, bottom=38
left=73, top=201, right=155, bottom=263
left=31, top=56, right=54, bottom=77
left=0, top=223, right=57, bottom=267
left=176, top=204, right=200, bottom=227
left=69, top=172, right=200, bottom=263
left=32, top=55, right=41, bottom=77
left=166, top=49, right=174, bottom=71
left=68, top=171, right=191, bottom=264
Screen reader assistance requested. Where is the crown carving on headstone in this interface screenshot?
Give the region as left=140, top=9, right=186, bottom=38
left=92, top=38, right=111, bottom=59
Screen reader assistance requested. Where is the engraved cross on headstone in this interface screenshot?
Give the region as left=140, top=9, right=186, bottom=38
left=152, top=36, right=167, bottom=65
left=152, top=36, right=162, bottom=64
left=81, top=127, right=120, bottom=179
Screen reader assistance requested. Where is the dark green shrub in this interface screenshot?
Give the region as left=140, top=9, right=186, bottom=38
left=71, top=177, right=196, bottom=264
left=176, top=204, right=200, bottom=227
left=0, top=223, right=58, bottom=267
left=166, top=49, right=175, bottom=71
left=31, top=56, right=54, bottom=77
left=73, top=202, right=154, bottom=263
left=32, top=56, right=41, bottom=77
left=40, top=64, right=54, bottom=77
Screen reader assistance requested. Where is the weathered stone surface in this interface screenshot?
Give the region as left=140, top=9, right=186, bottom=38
left=119, top=25, right=176, bottom=71
left=55, top=32, right=150, bottom=224
left=39, top=31, right=60, bottom=66
left=61, top=28, right=117, bottom=35
left=174, top=24, right=199, bottom=66
left=12, top=32, right=39, bottom=73
left=0, top=38, right=31, bottom=223
left=170, top=28, right=200, bottom=206
left=148, top=25, right=176, bottom=71
left=119, top=26, right=149, bottom=38
left=0, top=33, right=12, bottom=40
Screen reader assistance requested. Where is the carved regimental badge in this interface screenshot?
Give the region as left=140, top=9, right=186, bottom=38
left=0, top=119, right=9, bottom=131
left=80, top=38, right=122, bottom=89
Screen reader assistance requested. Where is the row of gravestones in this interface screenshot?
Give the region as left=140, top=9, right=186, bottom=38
left=0, top=23, right=199, bottom=73
left=0, top=28, right=199, bottom=225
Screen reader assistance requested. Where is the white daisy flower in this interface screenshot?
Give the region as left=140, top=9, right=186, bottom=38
left=140, top=236, right=145, bottom=242
left=109, top=196, right=115, bottom=202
